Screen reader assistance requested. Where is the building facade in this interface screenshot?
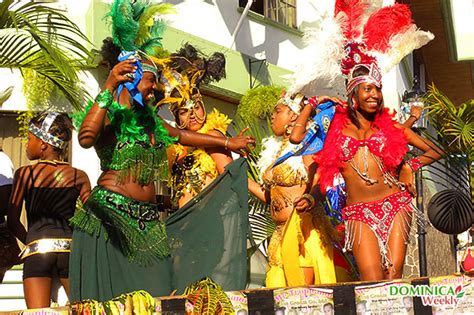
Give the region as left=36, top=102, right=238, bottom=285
left=0, top=0, right=424, bottom=310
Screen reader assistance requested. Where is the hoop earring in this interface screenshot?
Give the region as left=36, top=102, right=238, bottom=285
left=285, top=123, right=293, bottom=136
left=352, top=97, right=358, bottom=110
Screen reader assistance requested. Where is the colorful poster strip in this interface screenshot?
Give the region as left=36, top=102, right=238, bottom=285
left=273, top=287, right=334, bottom=314
left=354, top=281, right=414, bottom=314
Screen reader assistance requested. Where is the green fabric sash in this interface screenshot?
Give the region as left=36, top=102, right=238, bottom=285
left=70, top=187, right=170, bottom=265
left=166, top=158, right=248, bottom=293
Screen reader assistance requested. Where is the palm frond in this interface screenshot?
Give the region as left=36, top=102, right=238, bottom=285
left=424, top=84, right=474, bottom=156
left=423, top=83, right=473, bottom=201
left=0, top=1, right=92, bottom=110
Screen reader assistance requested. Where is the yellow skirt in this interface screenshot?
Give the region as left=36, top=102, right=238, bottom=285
left=266, top=209, right=336, bottom=288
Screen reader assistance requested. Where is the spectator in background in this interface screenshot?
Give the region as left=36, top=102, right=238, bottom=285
left=0, top=147, right=14, bottom=282
left=8, top=112, right=91, bottom=308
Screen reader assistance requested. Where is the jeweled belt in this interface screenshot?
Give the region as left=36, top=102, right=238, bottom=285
left=20, top=238, right=72, bottom=259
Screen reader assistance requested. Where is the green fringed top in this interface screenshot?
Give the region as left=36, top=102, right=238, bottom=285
left=72, top=100, right=176, bottom=185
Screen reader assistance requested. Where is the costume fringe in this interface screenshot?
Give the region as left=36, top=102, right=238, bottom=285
left=71, top=188, right=170, bottom=266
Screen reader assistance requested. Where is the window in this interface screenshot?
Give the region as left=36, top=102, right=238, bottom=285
left=239, top=0, right=297, bottom=28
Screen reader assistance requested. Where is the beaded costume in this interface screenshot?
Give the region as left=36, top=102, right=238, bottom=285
left=70, top=99, right=176, bottom=300
left=285, top=1, right=434, bottom=273
left=68, top=0, right=178, bottom=302
left=318, top=106, right=421, bottom=269
left=168, top=109, right=231, bottom=208
left=257, top=137, right=336, bottom=287
left=160, top=45, right=248, bottom=292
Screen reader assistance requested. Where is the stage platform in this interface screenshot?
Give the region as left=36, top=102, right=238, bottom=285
left=0, top=274, right=472, bottom=314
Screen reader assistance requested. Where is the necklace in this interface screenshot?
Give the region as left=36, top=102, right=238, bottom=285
left=348, top=146, right=403, bottom=189
left=348, top=145, right=378, bottom=185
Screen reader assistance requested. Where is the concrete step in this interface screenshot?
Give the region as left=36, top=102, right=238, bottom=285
left=2, top=269, right=22, bottom=284
left=0, top=299, right=27, bottom=312
left=0, top=267, right=25, bottom=312
left=0, top=283, right=23, bottom=298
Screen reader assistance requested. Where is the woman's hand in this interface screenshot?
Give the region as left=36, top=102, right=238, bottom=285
left=293, top=193, right=315, bottom=213
left=227, top=127, right=256, bottom=156
left=409, top=105, right=423, bottom=120
left=312, top=95, right=345, bottom=107
left=103, top=59, right=137, bottom=91
left=399, top=163, right=416, bottom=196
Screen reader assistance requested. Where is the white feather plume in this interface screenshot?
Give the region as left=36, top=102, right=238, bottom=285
left=286, top=13, right=346, bottom=96
left=256, top=136, right=308, bottom=184
left=372, top=25, right=435, bottom=73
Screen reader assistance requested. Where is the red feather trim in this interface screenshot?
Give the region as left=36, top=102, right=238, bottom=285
left=364, top=4, right=413, bottom=52
left=317, top=106, right=408, bottom=193
left=334, top=0, right=369, bottom=40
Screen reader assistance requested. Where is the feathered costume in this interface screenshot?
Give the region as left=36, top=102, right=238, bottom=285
left=160, top=44, right=248, bottom=293
left=287, top=1, right=433, bottom=96
left=69, top=0, right=177, bottom=302
left=287, top=1, right=433, bottom=270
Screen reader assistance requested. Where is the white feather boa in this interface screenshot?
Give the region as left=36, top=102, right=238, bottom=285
left=256, top=136, right=308, bottom=184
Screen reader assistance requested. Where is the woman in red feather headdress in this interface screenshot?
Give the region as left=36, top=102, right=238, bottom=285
left=289, top=1, right=442, bottom=281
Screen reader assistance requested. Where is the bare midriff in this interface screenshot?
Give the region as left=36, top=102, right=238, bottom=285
left=98, top=171, right=157, bottom=203
left=270, top=184, right=307, bottom=224
left=342, top=149, right=401, bottom=206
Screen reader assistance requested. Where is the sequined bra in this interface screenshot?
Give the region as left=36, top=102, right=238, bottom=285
left=340, top=131, right=385, bottom=161
left=262, top=161, right=309, bottom=188
left=72, top=100, right=175, bottom=185
left=96, top=140, right=167, bottom=185
left=169, top=147, right=218, bottom=208
left=258, top=137, right=309, bottom=189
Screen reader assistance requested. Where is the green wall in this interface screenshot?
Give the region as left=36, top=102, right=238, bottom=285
left=87, top=1, right=292, bottom=101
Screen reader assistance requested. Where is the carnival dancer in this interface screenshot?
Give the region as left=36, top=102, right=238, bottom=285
left=161, top=44, right=248, bottom=292
left=248, top=93, right=338, bottom=287
left=8, top=112, right=91, bottom=308
left=284, top=2, right=442, bottom=281
left=69, top=0, right=255, bottom=301
left=164, top=44, right=233, bottom=209
left=320, top=65, right=441, bottom=281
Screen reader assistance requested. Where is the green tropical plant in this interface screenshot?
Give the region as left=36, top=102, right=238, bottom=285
left=184, top=277, right=234, bottom=314
left=423, top=84, right=473, bottom=200
left=236, top=85, right=282, bottom=123
left=0, top=0, right=92, bottom=111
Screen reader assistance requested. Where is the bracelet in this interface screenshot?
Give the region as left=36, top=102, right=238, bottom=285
left=307, top=96, right=319, bottom=109
left=406, top=157, right=423, bottom=172
left=301, top=193, right=315, bottom=209
left=224, top=138, right=229, bottom=151
left=409, top=114, right=419, bottom=121
left=95, top=89, right=114, bottom=109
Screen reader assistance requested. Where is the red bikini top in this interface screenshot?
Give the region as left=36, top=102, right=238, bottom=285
left=340, top=131, right=385, bottom=161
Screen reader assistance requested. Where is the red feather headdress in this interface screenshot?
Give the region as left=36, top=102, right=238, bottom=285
left=287, top=1, right=434, bottom=96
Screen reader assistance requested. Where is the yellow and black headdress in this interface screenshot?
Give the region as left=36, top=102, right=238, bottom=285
left=155, top=43, right=226, bottom=128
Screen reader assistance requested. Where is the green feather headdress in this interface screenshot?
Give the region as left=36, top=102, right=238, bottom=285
left=106, top=0, right=175, bottom=58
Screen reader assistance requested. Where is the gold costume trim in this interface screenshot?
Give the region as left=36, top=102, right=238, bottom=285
left=168, top=109, right=231, bottom=207
left=20, top=238, right=72, bottom=259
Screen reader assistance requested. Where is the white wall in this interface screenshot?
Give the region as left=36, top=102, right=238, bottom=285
left=0, top=0, right=414, bottom=182
left=166, top=0, right=319, bottom=70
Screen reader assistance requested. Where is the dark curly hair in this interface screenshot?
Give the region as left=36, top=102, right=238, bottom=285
left=100, top=37, right=121, bottom=70
left=29, top=112, right=73, bottom=155
left=170, top=42, right=226, bottom=85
